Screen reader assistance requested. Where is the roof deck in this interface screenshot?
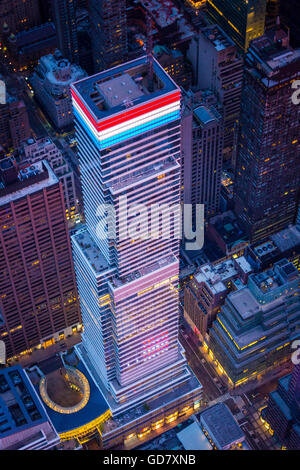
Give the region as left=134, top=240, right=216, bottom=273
left=71, top=56, right=179, bottom=122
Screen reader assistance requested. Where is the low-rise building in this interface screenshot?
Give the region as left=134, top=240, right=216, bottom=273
left=198, top=403, right=245, bottom=450
left=208, top=259, right=300, bottom=387
left=184, top=256, right=252, bottom=339
left=247, top=225, right=300, bottom=274
left=0, top=365, right=59, bottom=450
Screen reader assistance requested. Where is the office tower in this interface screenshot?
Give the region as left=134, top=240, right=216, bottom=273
left=31, top=50, right=86, bottom=130
left=234, top=28, right=300, bottom=243
left=0, top=366, right=59, bottom=450
left=181, top=92, right=223, bottom=219
left=22, top=137, right=79, bottom=223
left=0, top=94, right=31, bottom=151
left=207, top=0, right=267, bottom=52
left=208, top=259, right=300, bottom=387
left=51, top=0, right=79, bottom=64
left=188, top=24, right=244, bottom=163
left=263, top=363, right=300, bottom=449
left=0, top=158, right=81, bottom=359
left=184, top=255, right=252, bottom=340
left=71, top=56, right=202, bottom=415
left=0, top=0, right=41, bottom=37
left=89, top=0, right=127, bottom=72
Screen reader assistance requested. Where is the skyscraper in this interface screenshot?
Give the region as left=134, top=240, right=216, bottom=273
left=89, top=0, right=128, bottom=72
left=71, top=56, right=202, bottom=414
left=51, top=0, right=79, bottom=64
left=181, top=92, right=223, bottom=219
left=234, top=28, right=300, bottom=243
left=207, top=0, right=267, bottom=52
left=188, top=24, right=244, bottom=163
left=0, top=158, right=81, bottom=359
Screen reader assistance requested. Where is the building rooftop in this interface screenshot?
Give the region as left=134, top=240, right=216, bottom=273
left=96, top=73, right=143, bottom=109
left=71, top=55, right=179, bottom=121
left=271, top=225, right=300, bottom=253
left=28, top=355, right=110, bottom=435
left=72, top=229, right=110, bottom=275
left=229, top=287, right=261, bottom=320
left=34, top=50, right=86, bottom=88
left=193, top=105, right=217, bottom=126
left=0, top=160, right=58, bottom=206
left=0, top=366, right=47, bottom=439
left=177, top=421, right=212, bottom=450
left=194, top=259, right=237, bottom=294
left=137, top=0, right=181, bottom=29
left=201, top=24, right=235, bottom=51
left=199, top=403, right=245, bottom=450
left=209, top=211, right=248, bottom=250
left=248, top=27, right=300, bottom=81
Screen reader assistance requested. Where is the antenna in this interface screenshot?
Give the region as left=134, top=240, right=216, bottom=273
left=146, top=12, right=154, bottom=92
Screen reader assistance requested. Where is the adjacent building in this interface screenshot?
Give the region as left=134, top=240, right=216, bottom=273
left=181, top=92, right=223, bottom=219
left=234, top=28, right=300, bottom=243
left=198, top=403, right=245, bottom=450
left=262, top=363, right=300, bottom=449
left=51, top=0, right=79, bottom=64
left=0, top=157, right=81, bottom=359
left=188, top=24, right=244, bottom=162
left=22, top=137, right=79, bottom=223
left=207, top=0, right=267, bottom=52
left=207, top=210, right=249, bottom=258
left=208, top=259, right=300, bottom=387
left=31, top=50, right=86, bottom=130
left=184, top=255, right=252, bottom=339
left=89, top=0, right=128, bottom=72
left=247, top=225, right=300, bottom=274
left=0, top=365, right=59, bottom=450
left=0, top=93, right=31, bottom=151
left=71, top=56, right=203, bottom=446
